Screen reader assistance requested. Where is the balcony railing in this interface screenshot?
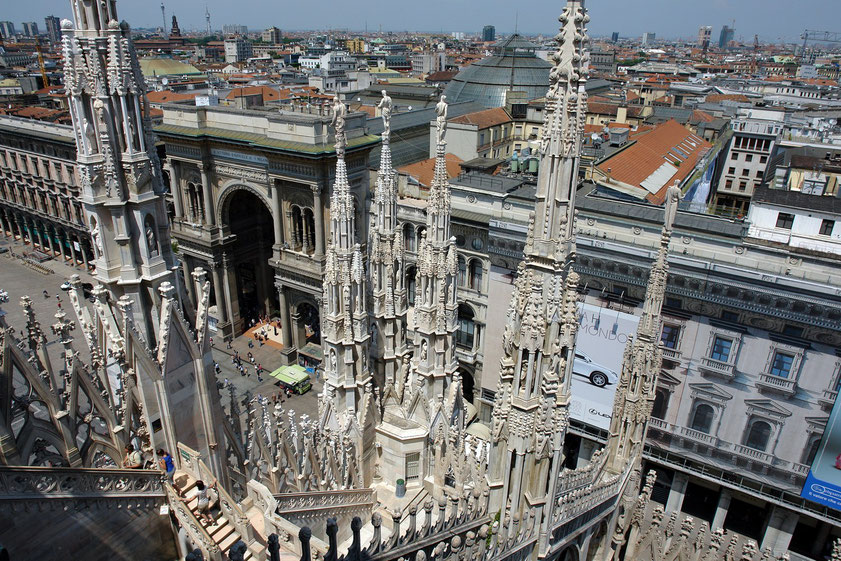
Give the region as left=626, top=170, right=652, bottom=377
left=792, top=463, right=811, bottom=476
left=661, top=347, right=682, bottom=360
left=756, top=373, right=797, bottom=397
left=700, top=357, right=736, bottom=380
left=819, top=389, right=838, bottom=411
left=734, top=444, right=773, bottom=465
left=647, top=417, right=669, bottom=431
left=678, top=426, right=718, bottom=446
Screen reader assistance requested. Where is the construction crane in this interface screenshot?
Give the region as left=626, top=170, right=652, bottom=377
left=799, top=30, right=841, bottom=63
left=35, top=44, right=49, bottom=88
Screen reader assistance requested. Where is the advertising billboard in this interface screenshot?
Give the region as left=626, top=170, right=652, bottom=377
left=801, top=392, right=841, bottom=511
left=569, top=303, right=640, bottom=430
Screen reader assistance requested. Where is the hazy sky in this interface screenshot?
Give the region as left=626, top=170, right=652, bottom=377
left=5, top=0, right=841, bottom=42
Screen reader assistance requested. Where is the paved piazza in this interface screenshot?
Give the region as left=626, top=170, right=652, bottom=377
left=0, top=237, right=322, bottom=420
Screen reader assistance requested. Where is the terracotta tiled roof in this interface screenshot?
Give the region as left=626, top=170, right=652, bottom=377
left=690, top=109, right=715, bottom=123
left=597, top=119, right=712, bottom=204
left=146, top=90, right=197, bottom=104
left=33, top=85, right=63, bottom=95
left=226, top=86, right=286, bottom=102
left=449, top=107, right=511, bottom=129
left=425, top=70, right=458, bottom=82
left=398, top=153, right=463, bottom=188
left=586, top=102, right=644, bottom=118
left=705, top=93, right=750, bottom=103
left=8, top=106, right=68, bottom=121
left=353, top=105, right=377, bottom=118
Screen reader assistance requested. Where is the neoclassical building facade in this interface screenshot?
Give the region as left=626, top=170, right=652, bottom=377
left=0, top=115, right=94, bottom=267
left=157, top=103, right=379, bottom=357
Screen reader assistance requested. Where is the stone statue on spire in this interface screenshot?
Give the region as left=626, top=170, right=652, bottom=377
left=331, top=95, right=347, bottom=155
left=664, top=180, right=682, bottom=232
left=377, top=90, right=393, bottom=140
left=435, top=95, right=448, bottom=145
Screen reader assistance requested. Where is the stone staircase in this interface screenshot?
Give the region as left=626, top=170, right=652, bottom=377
left=174, top=472, right=264, bottom=561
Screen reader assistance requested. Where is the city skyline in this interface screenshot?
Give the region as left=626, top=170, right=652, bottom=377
left=3, top=0, right=841, bottom=42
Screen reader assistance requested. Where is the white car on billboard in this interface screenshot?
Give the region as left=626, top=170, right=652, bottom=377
left=572, top=351, right=619, bottom=388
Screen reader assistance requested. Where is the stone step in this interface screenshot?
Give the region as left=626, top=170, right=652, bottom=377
left=206, top=517, right=229, bottom=538
left=218, top=529, right=243, bottom=552
left=212, top=522, right=236, bottom=546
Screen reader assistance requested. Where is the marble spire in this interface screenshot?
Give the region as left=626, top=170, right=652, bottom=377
left=62, top=0, right=175, bottom=344
left=605, top=209, right=673, bottom=474
left=370, top=91, right=407, bottom=391
left=409, top=95, right=458, bottom=404
left=320, top=97, right=375, bottom=484
left=487, top=2, right=590, bottom=554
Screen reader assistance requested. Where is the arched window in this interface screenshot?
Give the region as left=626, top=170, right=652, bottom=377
left=744, top=420, right=772, bottom=452
left=468, top=259, right=483, bottom=291
left=406, top=266, right=417, bottom=306
left=457, top=256, right=467, bottom=286
left=291, top=206, right=304, bottom=250
left=690, top=403, right=714, bottom=434
left=804, top=436, right=821, bottom=465
left=303, top=208, right=316, bottom=254
left=456, top=304, right=475, bottom=349
left=403, top=222, right=415, bottom=252
left=652, top=389, right=668, bottom=420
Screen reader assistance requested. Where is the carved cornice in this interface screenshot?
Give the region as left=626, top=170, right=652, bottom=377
left=0, top=467, right=165, bottom=500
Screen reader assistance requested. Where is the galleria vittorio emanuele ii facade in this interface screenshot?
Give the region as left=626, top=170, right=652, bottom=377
left=0, top=1, right=838, bottom=560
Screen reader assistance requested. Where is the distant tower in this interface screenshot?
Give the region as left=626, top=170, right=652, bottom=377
left=205, top=5, right=211, bottom=35
left=160, top=2, right=166, bottom=35
left=170, top=14, right=181, bottom=38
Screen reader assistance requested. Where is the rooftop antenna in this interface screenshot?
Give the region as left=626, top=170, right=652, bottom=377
left=160, top=3, right=167, bottom=35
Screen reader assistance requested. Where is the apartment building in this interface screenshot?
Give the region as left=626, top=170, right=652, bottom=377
left=714, top=108, right=785, bottom=216
left=393, top=173, right=841, bottom=558
left=0, top=114, right=93, bottom=266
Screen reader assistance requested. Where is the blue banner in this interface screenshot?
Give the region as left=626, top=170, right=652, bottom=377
left=801, top=390, right=841, bottom=511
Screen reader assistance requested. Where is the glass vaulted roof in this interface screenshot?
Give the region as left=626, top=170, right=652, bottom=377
left=444, top=34, right=552, bottom=109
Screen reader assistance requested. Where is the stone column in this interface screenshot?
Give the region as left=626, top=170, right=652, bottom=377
left=81, top=242, right=89, bottom=268
left=201, top=165, right=215, bottom=227
left=58, top=230, right=68, bottom=260
left=301, top=211, right=311, bottom=254
left=288, top=210, right=299, bottom=249
left=666, top=472, right=689, bottom=514
left=211, top=264, right=228, bottom=323
left=711, top=489, right=731, bottom=530
left=272, top=183, right=283, bottom=246
left=277, top=284, right=292, bottom=347
left=16, top=216, right=25, bottom=243
left=760, top=506, right=799, bottom=556
left=47, top=228, right=56, bottom=255
left=69, top=235, right=78, bottom=264
left=312, top=185, right=325, bottom=258
left=168, top=162, right=183, bottom=218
